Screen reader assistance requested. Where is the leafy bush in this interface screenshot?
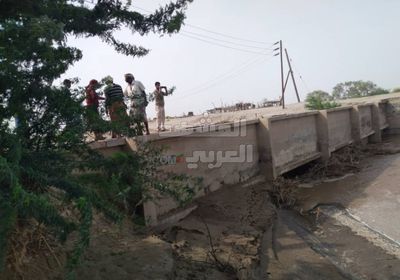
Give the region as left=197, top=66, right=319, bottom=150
left=76, top=145, right=199, bottom=220
left=305, top=90, right=340, bottom=110
left=0, top=0, right=193, bottom=278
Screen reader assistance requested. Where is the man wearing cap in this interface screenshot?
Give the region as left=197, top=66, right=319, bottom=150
left=104, top=76, right=128, bottom=138
left=124, top=73, right=150, bottom=135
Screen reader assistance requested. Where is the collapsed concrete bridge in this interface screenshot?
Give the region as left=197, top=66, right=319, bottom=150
left=89, top=94, right=400, bottom=227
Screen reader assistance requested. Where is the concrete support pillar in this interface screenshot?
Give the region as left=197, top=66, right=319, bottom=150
left=316, top=110, right=330, bottom=162
left=370, top=104, right=382, bottom=143
left=351, top=106, right=362, bottom=143
left=386, top=98, right=400, bottom=134
left=256, top=117, right=275, bottom=180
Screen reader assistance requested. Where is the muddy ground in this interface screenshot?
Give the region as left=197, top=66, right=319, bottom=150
left=158, top=180, right=350, bottom=280
left=3, top=135, right=400, bottom=280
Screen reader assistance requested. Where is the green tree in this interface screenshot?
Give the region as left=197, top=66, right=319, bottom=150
left=391, top=87, right=400, bottom=93
left=305, top=90, right=340, bottom=110
left=332, top=80, right=389, bottom=99
left=0, top=0, right=193, bottom=278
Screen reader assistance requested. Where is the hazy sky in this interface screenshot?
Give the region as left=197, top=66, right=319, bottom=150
left=60, top=0, right=400, bottom=118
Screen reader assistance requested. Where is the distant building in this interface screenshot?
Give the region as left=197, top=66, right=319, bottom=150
left=206, top=107, right=225, bottom=114
left=235, top=102, right=255, bottom=110
left=206, top=102, right=256, bottom=114
left=259, top=97, right=282, bottom=108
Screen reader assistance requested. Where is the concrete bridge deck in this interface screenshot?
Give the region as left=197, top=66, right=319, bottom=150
left=147, top=92, right=400, bottom=133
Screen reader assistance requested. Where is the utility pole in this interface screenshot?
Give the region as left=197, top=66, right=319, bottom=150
left=283, top=69, right=290, bottom=93
left=280, top=40, right=285, bottom=108
left=285, top=48, right=301, bottom=103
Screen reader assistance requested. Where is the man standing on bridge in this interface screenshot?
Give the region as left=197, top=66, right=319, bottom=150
left=104, top=76, right=128, bottom=138
left=124, top=73, right=150, bottom=135
left=153, top=81, right=170, bottom=132
left=85, top=79, right=105, bottom=140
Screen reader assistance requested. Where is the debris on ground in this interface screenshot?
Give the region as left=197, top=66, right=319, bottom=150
left=268, top=177, right=298, bottom=209
left=302, top=145, right=363, bottom=181
left=4, top=222, right=65, bottom=280
left=159, top=182, right=275, bottom=279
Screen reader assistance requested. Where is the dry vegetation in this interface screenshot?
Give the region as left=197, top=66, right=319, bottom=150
left=305, top=145, right=363, bottom=179
left=269, top=178, right=298, bottom=209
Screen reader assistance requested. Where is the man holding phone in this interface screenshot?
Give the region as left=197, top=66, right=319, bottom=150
left=153, top=81, right=169, bottom=132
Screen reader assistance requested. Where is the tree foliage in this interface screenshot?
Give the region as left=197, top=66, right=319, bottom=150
left=391, top=87, right=400, bottom=93
left=0, top=0, right=193, bottom=277
left=332, top=80, right=389, bottom=100
left=305, top=90, right=340, bottom=110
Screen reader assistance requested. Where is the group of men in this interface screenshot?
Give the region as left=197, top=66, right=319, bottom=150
left=83, top=73, right=170, bottom=140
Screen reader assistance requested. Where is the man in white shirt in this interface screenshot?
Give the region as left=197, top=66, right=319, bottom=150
left=153, top=81, right=169, bottom=131
left=124, top=73, right=150, bottom=135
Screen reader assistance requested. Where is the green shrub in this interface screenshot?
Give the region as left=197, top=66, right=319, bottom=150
left=0, top=0, right=194, bottom=278
left=305, top=90, right=340, bottom=110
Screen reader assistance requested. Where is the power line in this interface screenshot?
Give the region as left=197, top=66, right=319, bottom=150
left=172, top=56, right=263, bottom=97
left=170, top=56, right=275, bottom=112
left=83, top=2, right=279, bottom=48
left=80, top=2, right=274, bottom=56
left=179, top=33, right=274, bottom=55
left=185, top=24, right=275, bottom=45
left=181, top=30, right=274, bottom=50
left=175, top=54, right=273, bottom=96
left=172, top=55, right=275, bottom=100
left=290, top=58, right=311, bottom=93
left=130, top=5, right=278, bottom=46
